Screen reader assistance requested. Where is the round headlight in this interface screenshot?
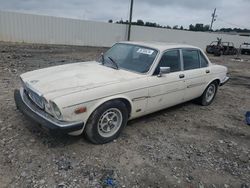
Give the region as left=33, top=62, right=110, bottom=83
left=51, top=102, right=62, bottom=119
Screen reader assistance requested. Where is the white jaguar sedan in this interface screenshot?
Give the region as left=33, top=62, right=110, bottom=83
left=15, top=41, right=229, bottom=144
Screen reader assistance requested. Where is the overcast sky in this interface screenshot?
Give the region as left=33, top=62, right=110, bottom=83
left=1, top=0, right=250, bottom=29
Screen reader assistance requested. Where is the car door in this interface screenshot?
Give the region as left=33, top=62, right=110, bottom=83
left=146, top=49, right=186, bottom=113
left=181, top=48, right=209, bottom=101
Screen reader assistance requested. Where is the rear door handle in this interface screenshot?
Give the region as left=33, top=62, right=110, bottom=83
left=206, top=70, right=210, bottom=74
left=179, top=74, right=185, bottom=79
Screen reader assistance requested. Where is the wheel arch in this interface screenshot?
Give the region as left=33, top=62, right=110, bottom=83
left=205, top=78, right=220, bottom=89
left=84, top=95, right=133, bottom=126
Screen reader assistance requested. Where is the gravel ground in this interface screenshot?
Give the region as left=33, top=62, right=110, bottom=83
left=0, top=42, right=249, bottom=188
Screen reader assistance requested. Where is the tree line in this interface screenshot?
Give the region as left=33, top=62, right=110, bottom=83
left=108, top=19, right=250, bottom=33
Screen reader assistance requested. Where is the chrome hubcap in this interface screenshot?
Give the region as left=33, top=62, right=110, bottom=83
left=98, top=108, right=123, bottom=138
left=206, top=84, right=215, bottom=102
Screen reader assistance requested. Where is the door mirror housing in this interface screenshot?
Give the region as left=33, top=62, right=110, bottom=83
left=158, top=67, right=170, bottom=77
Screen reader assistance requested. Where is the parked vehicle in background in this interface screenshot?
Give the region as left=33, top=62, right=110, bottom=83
left=221, top=42, right=238, bottom=55
left=14, top=41, right=229, bottom=144
left=206, top=39, right=223, bottom=56
left=241, top=43, right=250, bottom=54
left=206, top=38, right=238, bottom=56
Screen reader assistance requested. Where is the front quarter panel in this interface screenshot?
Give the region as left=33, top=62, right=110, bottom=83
left=54, top=76, right=150, bottom=124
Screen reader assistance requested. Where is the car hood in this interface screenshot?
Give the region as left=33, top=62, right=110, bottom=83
left=20, top=61, right=142, bottom=99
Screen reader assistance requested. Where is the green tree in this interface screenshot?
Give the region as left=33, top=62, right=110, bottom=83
left=203, top=25, right=210, bottom=31
left=173, top=25, right=179, bottom=30
left=189, top=23, right=210, bottom=31
left=145, top=22, right=157, bottom=27
left=189, top=24, right=195, bottom=31
left=136, top=19, right=144, bottom=26
left=195, top=23, right=203, bottom=31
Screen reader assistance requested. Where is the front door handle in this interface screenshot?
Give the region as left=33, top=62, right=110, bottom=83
left=206, top=70, right=210, bottom=74
left=179, top=74, right=185, bottom=79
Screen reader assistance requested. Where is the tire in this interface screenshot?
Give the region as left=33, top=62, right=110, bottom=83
left=197, top=82, right=218, bottom=106
left=84, top=100, right=128, bottom=144
left=214, top=50, right=222, bottom=56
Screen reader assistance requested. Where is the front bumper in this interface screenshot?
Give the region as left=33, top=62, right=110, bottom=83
left=220, top=76, right=229, bottom=86
left=14, top=88, right=84, bottom=133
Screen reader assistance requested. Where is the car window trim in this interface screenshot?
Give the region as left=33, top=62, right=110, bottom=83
left=152, top=48, right=182, bottom=76
left=198, top=50, right=209, bottom=68
left=181, top=48, right=203, bottom=71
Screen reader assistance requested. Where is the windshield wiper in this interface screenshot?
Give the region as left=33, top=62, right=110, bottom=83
left=107, top=56, right=119, bottom=70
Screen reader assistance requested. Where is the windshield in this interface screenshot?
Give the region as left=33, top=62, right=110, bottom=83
left=101, top=43, right=158, bottom=73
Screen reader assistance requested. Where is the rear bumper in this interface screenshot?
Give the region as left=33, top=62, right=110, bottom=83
left=220, top=76, right=229, bottom=86
left=14, top=88, right=84, bottom=133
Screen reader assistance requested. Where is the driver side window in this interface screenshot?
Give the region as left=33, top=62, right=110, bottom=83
left=154, top=50, right=181, bottom=75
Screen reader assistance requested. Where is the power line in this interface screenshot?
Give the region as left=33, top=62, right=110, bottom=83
left=216, top=18, right=250, bottom=29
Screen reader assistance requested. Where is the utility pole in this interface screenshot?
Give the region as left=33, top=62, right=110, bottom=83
left=210, top=8, right=217, bottom=31
left=127, top=0, right=134, bottom=41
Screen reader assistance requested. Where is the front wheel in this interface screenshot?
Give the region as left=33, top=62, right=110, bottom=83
left=214, top=50, right=222, bottom=56
left=198, top=82, right=218, bottom=106
left=84, top=100, right=128, bottom=144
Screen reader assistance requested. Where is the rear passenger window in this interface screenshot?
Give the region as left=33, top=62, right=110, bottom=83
left=199, top=51, right=208, bottom=67
left=183, top=49, right=200, bottom=70
left=154, top=50, right=181, bottom=75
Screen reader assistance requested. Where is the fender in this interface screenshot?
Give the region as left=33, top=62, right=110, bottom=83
left=68, top=95, right=133, bottom=136
left=85, top=94, right=133, bottom=123
left=205, top=77, right=221, bottom=89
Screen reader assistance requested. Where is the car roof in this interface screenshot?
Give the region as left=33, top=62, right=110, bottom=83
left=119, top=41, right=200, bottom=52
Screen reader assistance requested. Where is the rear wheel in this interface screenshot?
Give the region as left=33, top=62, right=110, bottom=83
left=198, top=82, right=218, bottom=106
left=84, top=100, right=128, bottom=144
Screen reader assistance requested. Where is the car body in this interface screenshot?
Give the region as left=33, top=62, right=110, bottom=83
left=221, top=42, right=238, bottom=55
left=206, top=40, right=237, bottom=56
left=15, top=41, right=229, bottom=144
left=206, top=41, right=221, bottom=54
left=241, top=43, right=250, bottom=54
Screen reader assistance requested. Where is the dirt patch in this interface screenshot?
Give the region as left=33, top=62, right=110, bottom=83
left=0, top=42, right=250, bottom=187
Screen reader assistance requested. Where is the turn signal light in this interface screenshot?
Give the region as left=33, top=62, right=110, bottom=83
left=74, top=107, right=87, bottom=114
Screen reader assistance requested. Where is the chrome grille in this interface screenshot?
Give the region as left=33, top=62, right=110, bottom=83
left=24, top=85, right=44, bottom=109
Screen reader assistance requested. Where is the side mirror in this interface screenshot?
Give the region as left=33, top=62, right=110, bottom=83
left=158, top=67, right=170, bottom=77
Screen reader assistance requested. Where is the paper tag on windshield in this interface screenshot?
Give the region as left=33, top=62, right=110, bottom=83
left=137, top=48, right=154, bottom=55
